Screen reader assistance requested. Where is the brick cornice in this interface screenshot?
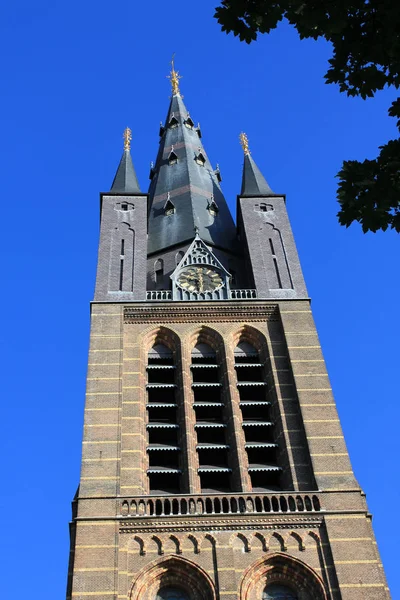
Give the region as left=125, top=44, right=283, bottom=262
left=119, top=516, right=323, bottom=534
left=124, top=302, right=279, bottom=324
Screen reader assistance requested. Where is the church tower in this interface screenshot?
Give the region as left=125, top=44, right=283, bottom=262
left=67, top=63, right=390, bottom=600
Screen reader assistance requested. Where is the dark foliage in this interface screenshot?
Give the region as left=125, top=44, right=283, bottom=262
left=215, top=0, right=400, bottom=232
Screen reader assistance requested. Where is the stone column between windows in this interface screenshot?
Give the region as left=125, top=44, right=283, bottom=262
left=180, top=341, right=201, bottom=494
left=224, top=344, right=252, bottom=493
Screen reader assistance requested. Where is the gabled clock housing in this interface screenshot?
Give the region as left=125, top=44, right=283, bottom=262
left=171, top=234, right=231, bottom=300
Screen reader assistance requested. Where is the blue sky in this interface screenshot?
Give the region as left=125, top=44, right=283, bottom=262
left=0, top=1, right=398, bottom=598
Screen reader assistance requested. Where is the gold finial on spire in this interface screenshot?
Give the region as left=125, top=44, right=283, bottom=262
left=239, top=132, right=250, bottom=155
left=123, top=127, right=132, bottom=151
left=168, top=54, right=182, bottom=96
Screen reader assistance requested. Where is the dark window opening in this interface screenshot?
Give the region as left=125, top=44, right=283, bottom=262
left=148, top=472, right=180, bottom=494
left=168, top=150, right=178, bottom=165
left=148, top=449, right=179, bottom=469
left=154, top=259, right=164, bottom=289
left=194, top=404, right=224, bottom=423
left=243, top=423, right=274, bottom=444
left=199, top=471, right=231, bottom=493
left=273, top=257, right=283, bottom=288
left=121, top=203, right=128, bottom=211
left=184, top=117, right=194, bottom=129
left=196, top=426, right=226, bottom=445
left=147, top=406, right=177, bottom=424
left=157, top=587, right=190, bottom=600
left=193, top=386, right=221, bottom=404
left=250, top=469, right=281, bottom=492
left=269, top=238, right=275, bottom=255
left=263, top=584, right=297, bottom=600
left=120, top=239, right=125, bottom=256
left=236, top=365, right=263, bottom=382
left=119, top=259, right=124, bottom=291
left=192, top=366, right=219, bottom=383
left=148, top=427, right=178, bottom=446
left=241, top=403, right=271, bottom=422
left=197, top=448, right=228, bottom=468
left=147, top=386, right=176, bottom=404
left=147, top=368, right=175, bottom=385
left=238, top=385, right=265, bottom=402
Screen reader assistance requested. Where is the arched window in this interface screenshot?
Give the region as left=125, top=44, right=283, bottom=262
left=235, top=340, right=281, bottom=491
left=263, top=584, right=297, bottom=599
left=191, top=342, right=232, bottom=493
left=156, top=587, right=190, bottom=600
left=146, top=343, right=181, bottom=493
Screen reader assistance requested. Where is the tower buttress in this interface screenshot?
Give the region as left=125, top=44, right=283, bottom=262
left=237, top=133, right=308, bottom=299
left=94, top=129, right=147, bottom=301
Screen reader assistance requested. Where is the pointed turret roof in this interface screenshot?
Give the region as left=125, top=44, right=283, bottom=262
left=147, top=66, right=237, bottom=255
left=110, top=128, right=141, bottom=193
left=239, top=132, right=275, bottom=197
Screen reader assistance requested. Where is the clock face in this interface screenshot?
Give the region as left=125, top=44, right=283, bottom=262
left=177, top=267, right=223, bottom=293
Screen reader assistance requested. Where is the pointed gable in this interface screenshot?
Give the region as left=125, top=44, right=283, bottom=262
left=173, top=234, right=230, bottom=276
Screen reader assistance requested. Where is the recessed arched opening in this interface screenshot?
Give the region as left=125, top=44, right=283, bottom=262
left=234, top=330, right=281, bottom=492
left=129, top=555, right=216, bottom=600
left=239, top=553, right=327, bottom=600
left=191, top=340, right=232, bottom=493
left=145, top=330, right=183, bottom=494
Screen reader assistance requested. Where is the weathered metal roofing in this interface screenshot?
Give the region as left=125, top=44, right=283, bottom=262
left=240, top=153, right=275, bottom=197
left=110, top=149, right=141, bottom=193
left=147, top=92, right=238, bottom=255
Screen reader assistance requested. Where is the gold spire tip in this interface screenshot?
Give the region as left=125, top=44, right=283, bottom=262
left=167, top=54, right=182, bottom=96
left=239, top=132, right=250, bottom=155
left=123, top=127, right=132, bottom=151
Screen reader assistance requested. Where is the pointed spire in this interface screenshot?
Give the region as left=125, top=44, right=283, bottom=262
left=239, top=132, right=275, bottom=196
left=110, top=128, right=141, bottom=193
left=147, top=75, right=238, bottom=255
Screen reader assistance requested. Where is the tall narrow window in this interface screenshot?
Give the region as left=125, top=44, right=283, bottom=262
left=146, top=344, right=181, bottom=494
left=120, top=239, right=125, bottom=255
left=119, top=259, right=124, bottom=291
left=235, top=341, right=281, bottom=491
left=269, top=238, right=282, bottom=289
left=192, top=343, right=232, bottom=493
left=154, top=258, right=164, bottom=288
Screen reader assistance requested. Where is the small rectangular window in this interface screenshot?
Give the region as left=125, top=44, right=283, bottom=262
left=121, top=203, right=128, bottom=211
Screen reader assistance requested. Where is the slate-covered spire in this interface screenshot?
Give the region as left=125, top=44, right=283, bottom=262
left=110, top=127, right=141, bottom=193
left=147, top=63, right=237, bottom=255
left=239, top=132, right=275, bottom=197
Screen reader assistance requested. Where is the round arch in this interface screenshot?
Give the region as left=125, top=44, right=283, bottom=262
left=239, top=553, right=327, bottom=600
left=129, top=555, right=216, bottom=600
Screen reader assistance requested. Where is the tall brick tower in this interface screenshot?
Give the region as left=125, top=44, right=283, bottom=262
left=67, top=64, right=391, bottom=600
